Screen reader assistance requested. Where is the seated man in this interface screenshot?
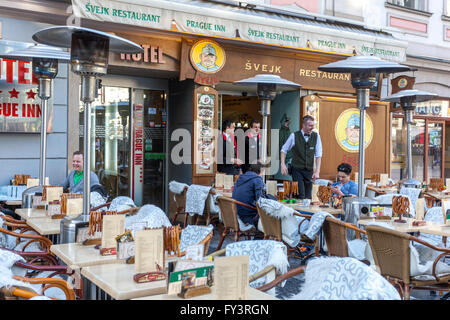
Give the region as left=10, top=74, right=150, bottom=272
left=232, top=163, right=265, bottom=227
left=63, top=151, right=102, bottom=194
left=330, top=162, right=358, bottom=197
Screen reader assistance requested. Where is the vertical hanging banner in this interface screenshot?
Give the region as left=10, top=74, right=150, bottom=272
left=132, top=101, right=144, bottom=206
left=0, top=57, right=53, bottom=133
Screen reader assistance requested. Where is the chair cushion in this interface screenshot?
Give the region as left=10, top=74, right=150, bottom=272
left=125, top=204, right=171, bottom=230
left=90, top=191, right=107, bottom=210
left=237, top=217, right=255, bottom=232
left=109, top=196, right=136, bottom=211
left=348, top=239, right=368, bottom=261
left=179, top=224, right=213, bottom=253
left=302, top=211, right=334, bottom=241
left=225, top=240, right=289, bottom=295
left=290, top=257, right=400, bottom=300
left=0, top=249, right=25, bottom=269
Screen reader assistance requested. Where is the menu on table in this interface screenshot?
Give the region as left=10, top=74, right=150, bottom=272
left=135, top=229, right=164, bottom=274
left=101, top=215, right=125, bottom=249
left=266, top=180, right=277, bottom=197
left=215, top=173, right=225, bottom=190
left=46, top=186, right=63, bottom=202
left=224, top=175, right=234, bottom=193
left=66, top=198, right=83, bottom=216
left=213, top=255, right=249, bottom=300
left=380, top=174, right=388, bottom=187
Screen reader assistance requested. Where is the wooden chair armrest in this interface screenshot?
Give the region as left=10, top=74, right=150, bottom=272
left=0, top=227, right=53, bottom=251
left=0, top=215, right=27, bottom=224
left=1, top=286, right=43, bottom=300
left=118, top=206, right=141, bottom=216
left=2, top=248, right=59, bottom=265
left=206, top=248, right=226, bottom=259
left=249, top=265, right=275, bottom=283
left=91, top=202, right=111, bottom=212
left=256, top=265, right=307, bottom=292
left=15, top=261, right=68, bottom=273
left=233, top=199, right=257, bottom=211
left=13, top=275, right=76, bottom=300
left=293, top=212, right=312, bottom=219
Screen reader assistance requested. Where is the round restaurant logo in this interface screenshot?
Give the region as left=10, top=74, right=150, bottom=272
left=335, top=108, right=373, bottom=153
left=190, top=40, right=226, bottom=74
left=398, top=78, right=408, bottom=88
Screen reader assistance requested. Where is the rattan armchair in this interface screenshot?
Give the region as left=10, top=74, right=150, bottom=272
left=215, top=196, right=263, bottom=250
left=322, top=216, right=367, bottom=261
left=366, top=225, right=450, bottom=300
left=256, top=203, right=319, bottom=260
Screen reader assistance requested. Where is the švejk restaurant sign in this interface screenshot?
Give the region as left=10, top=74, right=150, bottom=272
left=0, top=57, right=53, bottom=133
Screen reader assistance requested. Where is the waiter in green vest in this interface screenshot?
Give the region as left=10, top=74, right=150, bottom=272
left=280, top=115, right=322, bottom=199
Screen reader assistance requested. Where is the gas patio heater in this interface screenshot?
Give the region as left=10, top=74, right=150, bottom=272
left=32, top=26, right=143, bottom=243
left=233, top=74, right=300, bottom=178
left=0, top=42, right=70, bottom=208
left=318, top=55, right=410, bottom=234
left=382, top=89, right=437, bottom=189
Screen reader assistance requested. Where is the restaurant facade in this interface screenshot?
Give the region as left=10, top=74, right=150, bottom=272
left=2, top=0, right=431, bottom=211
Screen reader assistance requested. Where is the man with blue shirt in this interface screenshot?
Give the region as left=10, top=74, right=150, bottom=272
left=330, top=163, right=358, bottom=197
left=280, top=115, right=322, bottom=199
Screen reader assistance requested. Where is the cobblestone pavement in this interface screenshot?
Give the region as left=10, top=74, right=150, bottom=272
left=204, top=225, right=442, bottom=300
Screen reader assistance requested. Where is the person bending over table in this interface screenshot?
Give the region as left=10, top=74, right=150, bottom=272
left=63, top=151, right=102, bottom=194
left=280, top=115, right=322, bottom=200
left=330, top=163, right=358, bottom=197
left=232, top=163, right=265, bottom=227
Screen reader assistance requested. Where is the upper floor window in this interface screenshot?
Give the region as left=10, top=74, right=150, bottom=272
left=446, top=0, right=450, bottom=16
left=388, top=0, right=426, bottom=11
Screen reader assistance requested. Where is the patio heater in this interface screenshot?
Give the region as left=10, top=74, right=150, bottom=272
left=32, top=26, right=143, bottom=217
left=233, top=74, right=301, bottom=179
left=382, top=89, right=437, bottom=189
left=32, top=26, right=143, bottom=244
left=318, top=55, right=410, bottom=235
left=0, top=42, right=70, bottom=208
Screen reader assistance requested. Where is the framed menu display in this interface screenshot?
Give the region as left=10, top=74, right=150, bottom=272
left=193, top=86, right=218, bottom=177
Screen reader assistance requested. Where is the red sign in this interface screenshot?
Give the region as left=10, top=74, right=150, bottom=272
left=0, top=58, right=52, bottom=133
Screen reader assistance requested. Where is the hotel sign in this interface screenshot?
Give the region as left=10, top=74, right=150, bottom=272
left=0, top=57, right=53, bottom=133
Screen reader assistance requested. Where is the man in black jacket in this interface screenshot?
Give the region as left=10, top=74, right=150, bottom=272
left=243, top=119, right=261, bottom=173
left=217, top=120, right=242, bottom=175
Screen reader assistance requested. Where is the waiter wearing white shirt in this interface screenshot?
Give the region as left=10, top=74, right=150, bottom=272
left=280, top=115, right=322, bottom=199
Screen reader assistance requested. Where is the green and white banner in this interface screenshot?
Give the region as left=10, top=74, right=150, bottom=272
left=72, top=0, right=172, bottom=30
left=71, top=0, right=407, bottom=62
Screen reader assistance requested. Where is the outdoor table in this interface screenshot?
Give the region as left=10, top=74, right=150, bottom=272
left=80, top=263, right=168, bottom=300
left=133, top=286, right=278, bottom=300
left=365, top=185, right=398, bottom=197
left=424, top=191, right=450, bottom=207
left=357, top=217, right=447, bottom=235
left=15, top=208, right=47, bottom=220
left=4, top=200, right=22, bottom=207
left=51, top=243, right=126, bottom=300
left=287, top=203, right=343, bottom=217
left=50, top=243, right=123, bottom=268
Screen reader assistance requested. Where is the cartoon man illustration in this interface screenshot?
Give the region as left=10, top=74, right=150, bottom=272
left=196, top=44, right=220, bottom=73
left=341, top=113, right=361, bottom=151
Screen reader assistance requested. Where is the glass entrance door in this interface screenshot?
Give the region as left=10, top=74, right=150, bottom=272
left=426, top=121, right=444, bottom=181
left=132, top=89, right=166, bottom=209
left=80, top=86, right=132, bottom=199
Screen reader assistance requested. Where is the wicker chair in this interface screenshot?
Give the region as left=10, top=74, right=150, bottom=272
left=366, top=225, right=450, bottom=300
left=215, top=196, right=263, bottom=250
left=0, top=276, right=76, bottom=300
left=170, top=186, right=188, bottom=227
left=322, top=216, right=367, bottom=260
left=256, top=203, right=319, bottom=259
